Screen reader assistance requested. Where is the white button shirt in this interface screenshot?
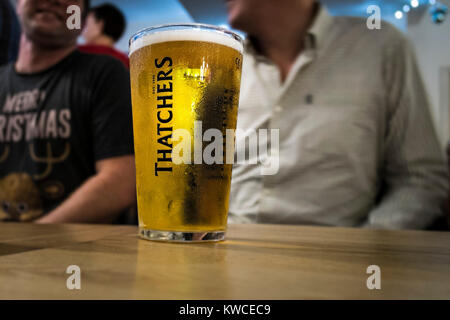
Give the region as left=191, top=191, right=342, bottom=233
left=228, top=8, right=448, bottom=229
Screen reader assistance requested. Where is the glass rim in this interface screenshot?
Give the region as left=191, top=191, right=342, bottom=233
left=129, top=23, right=244, bottom=51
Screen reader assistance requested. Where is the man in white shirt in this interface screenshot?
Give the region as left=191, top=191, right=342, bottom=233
left=225, top=0, right=448, bottom=229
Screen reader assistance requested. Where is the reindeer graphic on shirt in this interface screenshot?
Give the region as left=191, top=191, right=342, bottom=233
left=0, top=142, right=70, bottom=222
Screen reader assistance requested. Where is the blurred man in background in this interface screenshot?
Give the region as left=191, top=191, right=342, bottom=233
left=79, top=3, right=128, bottom=68
left=0, top=0, right=135, bottom=223
left=226, top=0, right=448, bottom=229
left=0, top=0, right=20, bottom=66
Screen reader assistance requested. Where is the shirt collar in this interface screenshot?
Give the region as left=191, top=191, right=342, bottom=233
left=308, top=5, right=334, bottom=50
left=244, top=4, right=334, bottom=56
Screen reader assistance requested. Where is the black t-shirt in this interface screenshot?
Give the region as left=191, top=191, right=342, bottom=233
left=0, top=50, right=134, bottom=221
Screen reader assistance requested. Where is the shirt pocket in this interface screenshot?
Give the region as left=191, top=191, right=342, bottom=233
left=301, top=104, right=378, bottom=171
left=298, top=103, right=380, bottom=197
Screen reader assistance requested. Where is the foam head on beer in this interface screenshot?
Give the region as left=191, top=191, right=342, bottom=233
left=129, top=27, right=243, bottom=56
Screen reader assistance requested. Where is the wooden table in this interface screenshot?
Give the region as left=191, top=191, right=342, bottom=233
left=0, top=223, right=449, bottom=299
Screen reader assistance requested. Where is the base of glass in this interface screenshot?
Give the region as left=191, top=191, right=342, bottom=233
left=139, top=228, right=226, bottom=243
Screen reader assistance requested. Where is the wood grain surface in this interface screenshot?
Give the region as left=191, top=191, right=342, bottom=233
left=0, top=223, right=449, bottom=299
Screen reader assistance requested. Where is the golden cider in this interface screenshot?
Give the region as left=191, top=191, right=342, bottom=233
left=130, top=36, right=242, bottom=235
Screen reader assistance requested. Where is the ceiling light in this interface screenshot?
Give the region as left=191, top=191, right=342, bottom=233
left=395, top=10, right=404, bottom=19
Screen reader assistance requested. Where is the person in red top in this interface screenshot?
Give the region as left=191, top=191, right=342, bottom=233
left=79, top=3, right=129, bottom=68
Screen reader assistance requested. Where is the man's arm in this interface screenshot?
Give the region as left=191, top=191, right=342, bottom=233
left=366, top=31, right=448, bottom=229
left=35, top=55, right=136, bottom=224
left=36, top=155, right=136, bottom=224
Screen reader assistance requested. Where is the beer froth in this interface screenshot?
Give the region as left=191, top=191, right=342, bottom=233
left=129, top=28, right=243, bottom=57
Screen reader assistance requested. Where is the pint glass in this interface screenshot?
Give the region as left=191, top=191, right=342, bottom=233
left=129, top=24, right=243, bottom=242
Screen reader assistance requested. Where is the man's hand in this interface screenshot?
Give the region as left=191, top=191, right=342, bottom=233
left=36, top=155, right=136, bottom=224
